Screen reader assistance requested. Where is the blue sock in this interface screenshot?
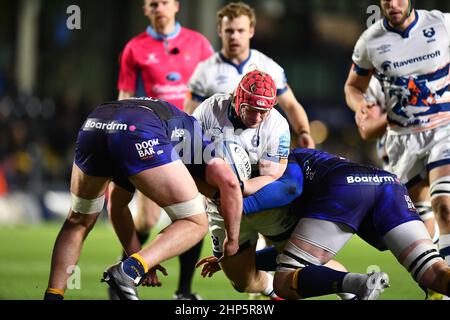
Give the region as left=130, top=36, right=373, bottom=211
left=43, top=292, right=64, bottom=300
left=122, top=256, right=146, bottom=280
left=255, top=246, right=278, bottom=271
left=295, top=265, right=348, bottom=298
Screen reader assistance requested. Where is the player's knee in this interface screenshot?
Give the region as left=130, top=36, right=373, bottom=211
left=71, top=193, right=105, bottom=215
left=434, top=200, right=450, bottom=223
left=135, top=210, right=160, bottom=232
left=430, top=176, right=450, bottom=221
left=163, top=193, right=206, bottom=221
left=195, top=213, right=209, bottom=236
left=66, top=211, right=98, bottom=230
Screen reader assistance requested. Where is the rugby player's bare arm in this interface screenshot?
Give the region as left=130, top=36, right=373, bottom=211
left=118, top=90, right=134, bottom=100
left=242, top=159, right=287, bottom=196
left=205, top=158, right=242, bottom=256
left=184, top=96, right=201, bottom=115
left=344, top=67, right=372, bottom=113
left=277, top=87, right=315, bottom=148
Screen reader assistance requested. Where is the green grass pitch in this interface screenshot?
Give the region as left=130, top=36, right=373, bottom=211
left=0, top=221, right=425, bottom=300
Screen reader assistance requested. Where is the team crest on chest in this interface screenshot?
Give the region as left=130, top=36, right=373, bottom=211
left=422, top=27, right=435, bottom=38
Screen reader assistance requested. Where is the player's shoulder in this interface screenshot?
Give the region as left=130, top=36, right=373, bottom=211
left=419, top=9, right=445, bottom=19
left=204, top=93, right=232, bottom=112
left=250, top=49, right=282, bottom=68
left=196, top=52, right=221, bottom=70
left=418, top=9, right=448, bottom=22
left=266, top=108, right=289, bottom=128
left=360, top=19, right=386, bottom=42
left=195, top=94, right=232, bottom=122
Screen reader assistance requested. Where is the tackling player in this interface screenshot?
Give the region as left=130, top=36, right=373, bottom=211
left=116, top=0, right=214, bottom=300
left=244, top=148, right=450, bottom=299
left=43, top=98, right=242, bottom=300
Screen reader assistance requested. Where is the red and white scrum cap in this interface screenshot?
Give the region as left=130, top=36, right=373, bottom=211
left=235, top=70, right=277, bottom=114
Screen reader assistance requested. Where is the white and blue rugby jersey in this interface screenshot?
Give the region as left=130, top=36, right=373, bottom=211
left=353, top=10, right=450, bottom=133
left=192, top=94, right=290, bottom=168
left=188, top=49, right=288, bottom=102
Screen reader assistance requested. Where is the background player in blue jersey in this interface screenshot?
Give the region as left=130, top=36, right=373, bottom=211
left=44, top=98, right=243, bottom=300
left=241, top=148, right=450, bottom=299
left=345, top=0, right=450, bottom=266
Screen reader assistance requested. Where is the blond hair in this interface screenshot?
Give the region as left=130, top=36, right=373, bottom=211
left=217, top=2, right=256, bottom=28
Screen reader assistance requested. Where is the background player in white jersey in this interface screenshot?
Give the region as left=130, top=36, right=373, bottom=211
left=344, top=0, right=450, bottom=266
left=355, top=77, right=440, bottom=245
left=184, top=2, right=314, bottom=149
left=193, top=70, right=294, bottom=298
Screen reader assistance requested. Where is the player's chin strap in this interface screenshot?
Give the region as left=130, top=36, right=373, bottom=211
left=407, top=0, right=413, bottom=17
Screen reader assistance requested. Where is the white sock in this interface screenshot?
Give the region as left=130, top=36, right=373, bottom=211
left=438, top=234, right=450, bottom=265
left=336, top=292, right=356, bottom=300
left=342, top=273, right=367, bottom=294
left=261, top=272, right=277, bottom=298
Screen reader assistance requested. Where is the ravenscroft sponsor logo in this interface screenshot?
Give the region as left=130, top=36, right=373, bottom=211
left=83, top=119, right=128, bottom=131
left=346, top=175, right=395, bottom=184
left=387, top=50, right=441, bottom=69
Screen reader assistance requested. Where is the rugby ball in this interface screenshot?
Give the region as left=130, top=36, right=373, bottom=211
left=223, top=141, right=252, bottom=182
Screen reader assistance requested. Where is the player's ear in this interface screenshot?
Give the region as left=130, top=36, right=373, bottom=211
left=142, top=0, right=149, bottom=16
left=174, top=0, right=180, bottom=14
left=249, top=26, right=255, bottom=39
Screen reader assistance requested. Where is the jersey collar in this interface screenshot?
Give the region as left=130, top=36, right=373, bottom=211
left=383, top=9, right=419, bottom=39
left=219, top=51, right=252, bottom=75
left=146, top=22, right=181, bottom=40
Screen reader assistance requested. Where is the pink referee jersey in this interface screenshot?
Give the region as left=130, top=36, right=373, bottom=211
left=118, top=22, right=214, bottom=110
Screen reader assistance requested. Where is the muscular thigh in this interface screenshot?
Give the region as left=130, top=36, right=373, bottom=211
left=277, top=218, right=353, bottom=271
left=129, top=160, right=199, bottom=207
left=70, top=163, right=110, bottom=199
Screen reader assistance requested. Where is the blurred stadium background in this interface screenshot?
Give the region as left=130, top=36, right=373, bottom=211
left=0, top=0, right=449, bottom=300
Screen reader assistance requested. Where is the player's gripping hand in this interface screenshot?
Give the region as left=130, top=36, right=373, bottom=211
left=223, top=237, right=239, bottom=256
left=141, top=264, right=168, bottom=287
left=196, top=256, right=222, bottom=278
left=297, top=131, right=315, bottom=149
